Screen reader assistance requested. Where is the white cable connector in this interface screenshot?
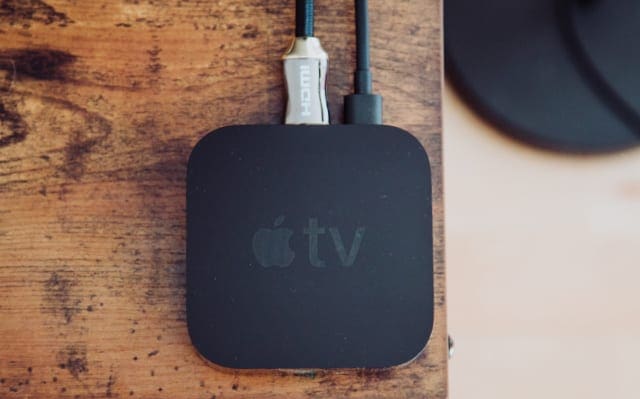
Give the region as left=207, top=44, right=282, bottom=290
left=283, top=37, right=329, bottom=125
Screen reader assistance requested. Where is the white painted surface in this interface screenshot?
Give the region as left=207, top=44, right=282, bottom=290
left=444, top=83, right=640, bottom=399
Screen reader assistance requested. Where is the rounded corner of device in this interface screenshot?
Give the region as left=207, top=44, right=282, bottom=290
left=389, top=327, right=435, bottom=369
left=384, top=124, right=433, bottom=172
left=191, top=347, right=242, bottom=372
left=187, top=326, right=237, bottom=371
left=187, top=125, right=243, bottom=168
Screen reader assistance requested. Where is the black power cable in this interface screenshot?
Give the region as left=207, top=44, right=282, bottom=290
left=344, top=0, right=382, bottom=124
left=296, top=0, right=314, bottom=37
left=354, top=0, right=372, bottom=94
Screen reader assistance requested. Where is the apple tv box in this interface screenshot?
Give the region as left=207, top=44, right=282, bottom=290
left=186, top=124, right=433, bottom=369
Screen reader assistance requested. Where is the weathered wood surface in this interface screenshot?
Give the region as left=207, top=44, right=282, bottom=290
left=0, top=0, right=446, bottom=397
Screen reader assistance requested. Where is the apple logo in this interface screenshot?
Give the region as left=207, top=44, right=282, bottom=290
left=252, top=216, right=295, bottom=268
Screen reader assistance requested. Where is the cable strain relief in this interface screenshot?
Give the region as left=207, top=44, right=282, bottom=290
left=344, top=93, right=382, bottom=124
left=354, top=69, right=373, bottom=94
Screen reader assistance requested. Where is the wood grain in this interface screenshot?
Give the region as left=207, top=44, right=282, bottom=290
left=0, top=1, right=446, bottom=397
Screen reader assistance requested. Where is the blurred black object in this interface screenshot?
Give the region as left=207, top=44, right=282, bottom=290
left=445, top=0, right=640, bottom=153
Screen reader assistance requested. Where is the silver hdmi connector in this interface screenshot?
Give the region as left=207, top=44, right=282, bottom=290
left=283, top=37, right=329, bottom=125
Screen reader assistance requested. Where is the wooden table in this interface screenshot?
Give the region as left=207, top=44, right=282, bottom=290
left=0, top=1, right=446, bottom=397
